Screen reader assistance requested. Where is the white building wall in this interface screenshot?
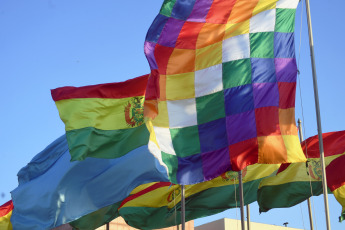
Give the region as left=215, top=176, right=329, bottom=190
left=195, top=218, right=303, bottom=230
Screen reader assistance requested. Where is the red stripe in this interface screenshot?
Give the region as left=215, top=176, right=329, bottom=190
left=118, top=182, right=172, bottom=209
left=302, top=130, right=345, bottom=158
left=0, top=200, right=13, bottom=217
left=326, top=154, right=345, bottom=191
left=51, top=74, right=149, bottom=101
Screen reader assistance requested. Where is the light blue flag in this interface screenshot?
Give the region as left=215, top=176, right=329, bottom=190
left=10, top=135, right=169, bottom=230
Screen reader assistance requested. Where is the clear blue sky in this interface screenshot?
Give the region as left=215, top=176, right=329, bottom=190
left=0, top=0, right=344, bottom=229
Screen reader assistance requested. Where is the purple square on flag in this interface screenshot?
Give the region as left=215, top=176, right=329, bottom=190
left=224, top=85, right=254, bottom=115
left=144, top=41, right=158, bottom=70
left=201, top=147, right=231, bottom=181
left=275, top=58, right=297, bottom=82
left=177, top=154, right=204, bottom=184
left=158, top=18, right=185, bottom=47
left=187, top=0, right=213, bottom=22
left=252, top=83, right=279, bottom=108
left=226, top=110, right=257, bottom=145
left=198, top=118, right=228, bottom=153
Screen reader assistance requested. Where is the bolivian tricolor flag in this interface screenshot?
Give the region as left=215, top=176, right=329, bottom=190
left=118, top=163, right=279, bottom=230
left=51, top=75, right=150, bottom=161
left=326, top=154, right=345, bottom=222
left=70, top=164, right=279, bottom=230
left=258, top=130, right=345, bottom=213
left=0, top=200, right=13, bottom=230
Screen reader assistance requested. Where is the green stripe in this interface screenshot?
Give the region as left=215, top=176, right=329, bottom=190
left=70, top=202, right=121, bottom=230
left=119, top=180, right=261, bottom=230
left=66, top=125, right=149, bottom=161
left=257, top=181, right=323, bottom=213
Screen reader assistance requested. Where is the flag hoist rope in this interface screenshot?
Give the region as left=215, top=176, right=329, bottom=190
left=305, top=0, right=331, bottom=229
left=298, top=119, right=314, bottom=230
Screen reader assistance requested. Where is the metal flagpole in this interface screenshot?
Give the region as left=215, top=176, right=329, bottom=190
left=304, top=0, right=331, bottom=229
left=246, top=205, right=251, bottom=230
left=181, top=185, right=186, bottom=230
left=238, top=171, right=245, bottom=230
left=298, top=119, right=314, bottom=230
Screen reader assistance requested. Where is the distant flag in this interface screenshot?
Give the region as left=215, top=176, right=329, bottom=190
left=10, top=135, right=168, bottom=229
left=257, top=131, right=345, bottom=213
left=51, top=75, right=149, bottom=161
left=70, top=164, right=279, bottom=230
left=326, top=154, right=345, bottom=222
left=144, top=0, right=306, bottom=184
left=0, top=200, right=13, bottom=230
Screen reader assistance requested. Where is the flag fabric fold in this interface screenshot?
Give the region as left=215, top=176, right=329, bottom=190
left=51, top=75, right=149, bottom=161
left=0, top=200, right=13, bottom=230
left=10, top=135, right=169, bottom=230
left=144, top=0, right=306, bottom=185
left=70, top=163, right=279, bottom=230
left=257, top=130, right=345, bottom=213
left=326, top=154, right=345, bottom=222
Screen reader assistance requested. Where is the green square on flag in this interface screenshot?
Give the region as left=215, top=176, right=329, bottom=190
left=170, top=126, right=201, bottom=157
left=160, top=0, right=176, bottom=17
left=250, top=32, right=274, bottom=58
left=196, top=91, right=226, bottom=124
left=222, top=59, right=252, bottom=89
left=161, top=152, right=178, bottom=183
left=275, top=9, right=296, bottom=33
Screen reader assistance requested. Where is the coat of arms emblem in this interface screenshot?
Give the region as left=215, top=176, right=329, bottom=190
left=124, top=97, right=144, bottom=127
left=307, top=159, right=322, bottom=180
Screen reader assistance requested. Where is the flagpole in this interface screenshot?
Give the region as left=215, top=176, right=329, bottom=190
left=305, top=1, right=331, bottom=229
left=298, top=119, right=314, bottom=230
left=246, top=204, right=251, bottom=230
left=238, top=171, right=245, bottom=230
left=181, top=185, right=186, bottom=230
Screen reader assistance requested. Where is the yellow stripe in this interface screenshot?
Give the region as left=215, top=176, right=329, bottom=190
left=56, top=97, right=143, bottom=131
left=122, top=164, right=279, bottom=209
left=0, top=210, right=13, bottom=230
left=259, top=153, right=345, bottom=187
left=333, top=186, right=345, bottom=213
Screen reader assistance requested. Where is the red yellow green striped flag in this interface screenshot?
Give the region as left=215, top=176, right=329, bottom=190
left=0, top=200, right=13, bottom=230
left=258, top=130, right=345, bottom=213
left=69, top=164, right=279, bottom=230
left=51, top=75, right=150, bottom=161
left=326, top=154, right=345, bottom=222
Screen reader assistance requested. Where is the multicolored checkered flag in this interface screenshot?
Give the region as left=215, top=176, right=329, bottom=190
left=144, top=0, right=306, bottom=184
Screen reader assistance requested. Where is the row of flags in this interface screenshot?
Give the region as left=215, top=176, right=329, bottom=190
left=2, top=131, right=345, bottom=229
left=1, top=0, right=344, bottom=229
